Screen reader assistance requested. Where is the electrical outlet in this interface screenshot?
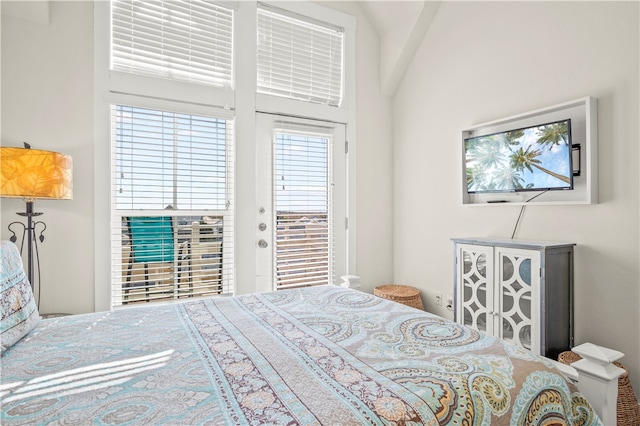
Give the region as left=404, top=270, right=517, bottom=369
left=446, top=294, right=453, bottom=310
left=435, top=292, right=442, bottom=306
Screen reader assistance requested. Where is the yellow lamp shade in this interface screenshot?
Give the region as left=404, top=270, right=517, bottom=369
left=0, top=147, right=73, bottom=200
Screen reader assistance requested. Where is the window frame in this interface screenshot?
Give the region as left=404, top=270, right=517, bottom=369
left=254, top=113, right=346, bottom=293
left=271, top=123, right=344, bottom=290
left=108, top=104, right=235, bottom=306
left=94, top=0, right=356, bottom=311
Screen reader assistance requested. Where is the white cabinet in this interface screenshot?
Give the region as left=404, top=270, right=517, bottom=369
left=452, top=237, right=575, bottom=359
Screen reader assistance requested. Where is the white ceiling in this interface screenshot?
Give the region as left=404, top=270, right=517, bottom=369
left=359, top=1, right=427, bottom=36
left=359, top=1, right=441, bottom=96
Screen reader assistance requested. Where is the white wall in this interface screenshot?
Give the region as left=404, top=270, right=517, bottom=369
left=1, top=2, right=393, bottom=308
left=393, top=1, right=640, bottom=391
left=1, top=1, right=94, bottom=315
left=323, top=1, right=395, bottom=293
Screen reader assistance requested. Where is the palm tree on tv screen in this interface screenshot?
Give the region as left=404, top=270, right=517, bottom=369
left=466, top=135, right=509, bottom=189
left=467, top=136, right=506, bottom=168
left=536, top=121, right=570, bottom=148
left=495, top=164, right=526, bottom=190
left=505, top=129, right=525, bottom=146
left=510, top=144, right=570, bottom=184
left=468, top=123, right=570, bottom=191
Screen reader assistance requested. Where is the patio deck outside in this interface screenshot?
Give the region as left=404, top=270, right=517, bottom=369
left=120, top=213, right=330, bottom=303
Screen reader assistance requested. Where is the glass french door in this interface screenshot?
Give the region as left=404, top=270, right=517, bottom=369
left=255, top=113, right=346, bottom=293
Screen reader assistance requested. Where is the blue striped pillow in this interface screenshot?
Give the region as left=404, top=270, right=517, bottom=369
left=1, top=241, right=40, bottom=353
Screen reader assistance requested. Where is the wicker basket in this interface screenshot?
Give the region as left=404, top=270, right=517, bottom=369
left=558, top=351, right=640, bottom=426
left=374, top=285, right=424, bottom=310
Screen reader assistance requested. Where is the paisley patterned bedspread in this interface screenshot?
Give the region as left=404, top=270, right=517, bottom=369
left=1, top=286, right=600, bottom=425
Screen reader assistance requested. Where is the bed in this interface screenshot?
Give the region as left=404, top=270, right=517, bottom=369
left=1, top=243, right=601, bottom=425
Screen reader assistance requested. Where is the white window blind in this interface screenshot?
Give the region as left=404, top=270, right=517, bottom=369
left=111, top=0, right=233, bottom=87
left=111, top=105, right=234, bottom=305
left=257, top=4, right=344, bottom=106
left=273, top=125, right=333, bottom=289
left=114, top=105, right=229, bottom=210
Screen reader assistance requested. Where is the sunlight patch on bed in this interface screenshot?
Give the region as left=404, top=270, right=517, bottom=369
left=1, top=350, right=173, bottom=403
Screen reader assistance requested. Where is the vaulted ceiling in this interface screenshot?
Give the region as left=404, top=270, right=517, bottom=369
left=358, top=1, right=441, bottom=96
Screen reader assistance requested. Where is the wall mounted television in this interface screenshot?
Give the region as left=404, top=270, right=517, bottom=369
left=464, top=118, right=573, bottom=194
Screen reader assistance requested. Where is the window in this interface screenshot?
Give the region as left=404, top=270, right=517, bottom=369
left=110, top=105, right=234, bottom=305
left=114, top=106, right=229, bottom=211
left=257, top=3, right=344, bottom=106
left=274, top=129, right=333, bottom=289
left=97, top=1, right=355, bottom=309
left=111, top=0, right=233, bottom=87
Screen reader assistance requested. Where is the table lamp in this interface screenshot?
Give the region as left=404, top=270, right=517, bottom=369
left=0, top=144, right=73, bottom=296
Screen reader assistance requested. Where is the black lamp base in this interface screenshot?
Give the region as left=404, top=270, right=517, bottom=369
left=8, top=201, right=46, bottom=304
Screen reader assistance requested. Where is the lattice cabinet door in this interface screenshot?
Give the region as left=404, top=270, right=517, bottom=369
left=453, top=237, right=574, bottom=359
left=456, top=244, right=495, bottom=335
left=494, top=247, right=541, bottom=354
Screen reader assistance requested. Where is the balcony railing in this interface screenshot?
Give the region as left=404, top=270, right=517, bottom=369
left=275, top=212, right=330, bottom=289
left=118, top=216, right=224, bottom=305
left=116, top=212, right=331, bottom=303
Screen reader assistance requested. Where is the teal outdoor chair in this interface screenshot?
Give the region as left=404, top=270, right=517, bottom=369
left=124, top=217, right=176, bottom=303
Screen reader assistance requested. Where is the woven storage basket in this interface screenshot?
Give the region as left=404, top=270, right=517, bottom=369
left=374, top=285, right=424, bottom=310
left=558, top=351, right=640, bottom=426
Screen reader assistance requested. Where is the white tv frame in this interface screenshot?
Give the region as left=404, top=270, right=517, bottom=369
left=462, top=97, right=598, bottom=206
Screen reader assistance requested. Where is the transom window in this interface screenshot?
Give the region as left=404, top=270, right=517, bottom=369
left=111, top=0, right=234, bottom=87
left=257, top=3, right=344, bottom=106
